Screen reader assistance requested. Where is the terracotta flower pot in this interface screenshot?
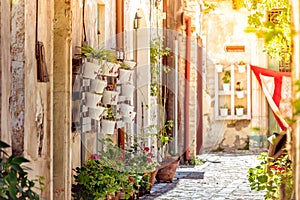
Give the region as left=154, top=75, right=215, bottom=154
left=156, top=157, right=180, bottom=183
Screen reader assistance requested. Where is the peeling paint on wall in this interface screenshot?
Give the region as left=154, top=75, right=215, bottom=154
left=10, top=1, right=25, bottom=156
left=36, top=92, right=44, bottom=157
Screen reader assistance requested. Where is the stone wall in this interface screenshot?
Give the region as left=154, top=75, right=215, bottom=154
left=201, top=0, right=265, bottom=151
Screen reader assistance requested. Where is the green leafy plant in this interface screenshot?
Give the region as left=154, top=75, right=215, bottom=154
left=203, top=2, right=217, bottom=14
left=235, top=104, right=244, bottom=109
left=150, top=38, right=170, bottom=97
left=222, top=71, right=231, bottom=84
left=77, top=45, right=118, bottom=63
left=0, top=141, right=43, bottom=200
left=220, top=104, right=229, bottom=109
left=103, top=107, right=116, bottom=121
left=248, top=152, right=293, bottom=199
left=244, top=0, right=291, bottom=62
left=72, top=138, right=160, bottom=199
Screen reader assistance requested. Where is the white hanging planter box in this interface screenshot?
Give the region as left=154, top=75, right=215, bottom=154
left=122, top=111, right=136, bottom=123
left=236, top=108, right=244, bottom=116
left=90, top=79, right=107, bottom=94
left=85, top=92, right=103, bottom=108
left=101, top=119, right=116, bottom=135
left=119, top=69, right=133, bottom=84
left=123, top=60, right=136, bottom=69
left=220, top=108, right=228, bottom=116
left=102, top=61, right=120, bottom=77
left=215, top=64, right=223, bottom=72
left=223, top=83, right=230, bottom=91
left=236, top=90, right=244, bottom=98
left=120, top=103, right=134, bottom=116
left=102, top=90, right=119, bottom=105
left=121, top=84, right=135, bottom=97
left=237, top=65, right=246, bottom=73
left=83, top=60, right=101, bottom=79
left=88, top=106, right=106, bottom=120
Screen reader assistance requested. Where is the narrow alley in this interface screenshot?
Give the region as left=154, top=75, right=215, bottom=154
left=141, top=152, right=266, bottom=200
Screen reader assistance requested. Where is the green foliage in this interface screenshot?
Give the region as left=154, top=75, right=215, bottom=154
left=72, top=138, right=159, bottom=199
left=0, top=141, right=43, bottom=200
left=150, top=38, right=170, bottom=97
left=203, top=2, right=217, bottom=14
left=185, top=156, right=204, bottom=166
left=245, top=0, right=291, bottom=62
left=77, top=45, right=118, bottom=63
left=293, top=80, right=300, bottom=116
left=248, top=152, right=293, bottom=199
left=222, top=71, right=231, bottom=83
left=103, top=107, right=116, bottom=121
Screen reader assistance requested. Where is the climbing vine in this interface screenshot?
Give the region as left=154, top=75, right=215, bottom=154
left=244, top=0, right=291, bottom=62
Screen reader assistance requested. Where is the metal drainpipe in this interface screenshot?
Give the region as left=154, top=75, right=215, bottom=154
left=184, top=15, right=191, bottom=161
left=116, top=0, right=123, bottom=50
left=116, top=0, right=125, bottom=149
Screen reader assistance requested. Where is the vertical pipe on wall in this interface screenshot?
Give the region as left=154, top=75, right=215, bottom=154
left=174, top=39, right=178, bottom=154
left=196, top=38, right=203, bottom=154
left=184, top=15, right=191, bottom=161
left=116, top=0, right=124, bottom=149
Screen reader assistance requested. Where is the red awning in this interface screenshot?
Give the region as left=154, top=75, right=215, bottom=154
left=250, top=65, right=292, bottom=131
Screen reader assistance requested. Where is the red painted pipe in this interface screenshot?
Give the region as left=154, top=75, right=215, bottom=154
left=116, top=0, right=125, bottom=149
left=184, top=15, right=191, bottom=161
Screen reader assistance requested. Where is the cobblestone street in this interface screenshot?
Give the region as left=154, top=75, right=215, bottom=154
left=141, top=152, right=266, bottom=200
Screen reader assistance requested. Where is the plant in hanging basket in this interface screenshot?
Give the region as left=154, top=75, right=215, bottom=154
left=101, top=107, right=116, bottom=135
left=235, top=105, right=244, bottom=116
left=236, top=81, right=245, bottom=98
left=237, top=61, right=246, bottom=73
left=222, top=71, right=231, bottom=84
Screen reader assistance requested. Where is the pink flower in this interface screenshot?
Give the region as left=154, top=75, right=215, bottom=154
left=147, top=153, right=153, bottom=157
left=90, top=154, right=100, bottom=160
left=147, top=158, right=152, bottom=163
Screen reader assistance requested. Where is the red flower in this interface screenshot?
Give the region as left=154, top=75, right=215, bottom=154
left=147, top=158, right=152, bottom=163
left=268, top=165, right=286, bottom=171
left=117, top=156, right=124, bottom=161
left=147, top=152, right=153, bottom=157
left=144, top=147, right=150, bottom=152
left=90, top=154, right=100, bottom=160
left=128, top=176, right=134, bottom=183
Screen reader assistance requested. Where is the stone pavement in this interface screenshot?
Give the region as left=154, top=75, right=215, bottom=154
left=140, top=152, right=266, bottom=200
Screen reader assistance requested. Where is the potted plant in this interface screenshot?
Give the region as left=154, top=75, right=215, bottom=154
left=220, top=104, right=229, bottom=116
left=235, top=104, right=244, bottom=116
left=122, top=60, right=136, bottom=69
left=236, top=81, right=244, bottom=98
left=222, top=71, right=231, bottom=91
left=215, top=63, right=223, bottom=72
left=121, top=84, right=135, bottom=98
left=72, top=139, right=136, bottom=200
left=90, top=78, right=107, bottom=94
left=237, top=60, right=246, bottom=73
left=248, top=127, right=267, bottom=150
left=118, top=68, right=134, bottom=84
left=101, top=107, right=116, bottom=135
left=102, top=89, right=119, bottom=106
left=85, top=92, right=103, bottom=108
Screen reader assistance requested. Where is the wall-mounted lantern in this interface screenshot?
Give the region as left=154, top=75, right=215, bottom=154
left=134, top=11, right=142, bottom=29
